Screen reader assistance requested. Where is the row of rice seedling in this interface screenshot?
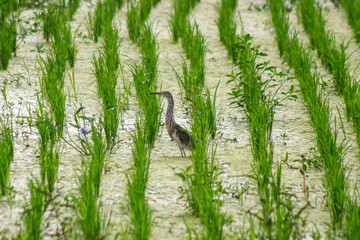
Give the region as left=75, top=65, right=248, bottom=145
left=35, top=100, right=59, bottom=194
left=127, top=6, right=160, bottom=238
left=0, top=0, right=22, bottom=70
left=87, top=0, right=122, bottom=43
left=339, top=0, right=360, bottom=43
left=16, top=4, right=80, bottom=236
left=298, top=0, right=360, bottom=152
left=92, top=22, right=121, bottom=150
left=127, top=120, right=152, bottom=239
left=228, top=30, right=305, bottom=239
left=126, top=0, right=160, bottom=43
left=0, top=0, right=24, bottom=23
left=176, top=91, right=227, bottom=239
left=169, top=1, right=226, bottom=237
left=215, top=0, right=238, bottom=62
left=217, top=1, right=304, bottom=237
left=267, top=0, right=351, bottom=234
left=169, top=0, right=200, bottom=42
left=170, top=12, right=216, bottom=138
left=17, top=103, right=60, bottom=238
left=37, top=0, right=79, bottom=42
left=178, top=22, right=206, bottom=99
left=38, top=45, right=67, bottom=140
left=0, top=117, right=14, bottom=197
left=72, top=119, right=109, bottom=239
left=66, top=0, right=81, bottom=20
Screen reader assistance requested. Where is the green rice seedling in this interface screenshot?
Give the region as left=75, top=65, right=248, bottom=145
left=298, top=0, right=360, bottom=152
left=72, top=120, right=108, bottom=238
left=205, top=84, right=219, bottom=139
left=0, top=0, right=21, bottom=23
left=87, top=121, right=106, bottom=197
left=130, top=22, right=161, bottom=148
left=267, top=0, right=290, bottom=57
left=215, top=0, right=238, bottom=62
left=340, top=0, right=360, bottom=43
left=177, top=93, right=228, bottom=239
left=130, top=63, right=161, bottom=148
left=36, top=98, right=59, bottom=194
left=88, top=0, right=105, bottom=42
left=139, top=24, right=158, bottom=84
left=38, top=4, right=66, bottom=42
left=73, top=163, right=105, bottom=239
left=87, top=0, right=117, bottom=42
left=66, top=0, right=81, bottom=20
left=169, top=0, right=201, bottom=42
left=181, top=21, right=205, bottom=78
left=344, top=188, right=360, bottom=239
left=126, top=1, right=142, bottom=42
left=0, top=118, right=14, bottom=197
left=126, top=0, right=159, bottom=43
left=39, top=47, right=66, bottom=139
left=0, top=18, right=17, bottom=70
left=116, top=0, right=124, bottom=9
left=173, top=20, right=205, bottom=101
left=169, top=0, right=187, bottom=42
left=92, top=52, right=121, bottom=149
left=92, top=23, right=121, bottom=150
left=102, top=22, right=120, bottom=73
left=268, top=0, right=347, bottom=230
left=226, top=23, right=307, bottom=238
left=127, top=120, right=152, bottom=239
left=22, top=179, right=46, bottom=240
left=53, top=22, right=77, bottom=68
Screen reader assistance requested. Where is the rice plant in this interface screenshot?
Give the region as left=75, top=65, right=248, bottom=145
left=22, top=179, right=46, bottom=240
left=215, top=0, right=238, bottom=62
left=169, top=0, right=201, bottom=42
left=130, top=23, right=161, bottom=148
left=173, top=20, right=205, bottom=104
left=38, top=4, right=66, bottom=42
left=126, top=0, right=161, bottom=43
left=0, top=18, right=17, bottom=70
left=36, top=101, right=59, bottom=194
left=127, top=120, right=152, bottom=239
left=268, top=0, right=347, bottom=230
left=340, top=0, right=360, bottom=43
left=92, top=23, right=121, bottom=150
left=87, top=0, right=117, bottom=42
left=228, top=30, right=305, bottom=239
left=130, top=63, right=161, bottom=149
left=298, top=0, right=360, bottom=152
left=0, top=0, right=23, bottom=23
left=0, top=118, right=14, bottom=197
left=176, top=92, right=227, bottom=238
left=66, top=0, right=81, bottom=20
left=126, top=1, right=142, bottom=42
left=53, top=22, right=77, bottom=68
left=72, top=120, right=109, bottom=239
left=38, top=47, right=66, bottom=139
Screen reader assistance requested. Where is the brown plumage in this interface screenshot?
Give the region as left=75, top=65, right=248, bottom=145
left=150, top=91, right=192, bottom=156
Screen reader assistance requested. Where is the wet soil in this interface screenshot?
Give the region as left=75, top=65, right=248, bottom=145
left=0, top=0, right=360, bottom=239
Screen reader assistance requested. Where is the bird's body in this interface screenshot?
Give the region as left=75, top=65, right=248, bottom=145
left=150, top=91, right=192, bottom=156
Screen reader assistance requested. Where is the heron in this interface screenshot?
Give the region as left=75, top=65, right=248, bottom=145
left=150, top=91, right=192, bottom=157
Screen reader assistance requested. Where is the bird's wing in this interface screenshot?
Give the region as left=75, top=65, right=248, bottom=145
left=174, top=124, right=192, bottom=146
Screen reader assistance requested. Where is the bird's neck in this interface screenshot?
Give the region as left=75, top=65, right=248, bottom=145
left=165, top=97, right=175, bottom=130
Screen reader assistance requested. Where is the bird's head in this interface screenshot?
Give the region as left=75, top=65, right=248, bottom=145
left=150, top=91, right=173, bottom=101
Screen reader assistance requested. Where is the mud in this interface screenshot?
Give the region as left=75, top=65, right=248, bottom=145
left=0, top=0, right=359, bottom=239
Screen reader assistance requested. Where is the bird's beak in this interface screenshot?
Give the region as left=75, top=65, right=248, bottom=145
left=150, top=92, right=162, bottom=95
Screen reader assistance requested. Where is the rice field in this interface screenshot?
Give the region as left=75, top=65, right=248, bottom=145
left=0, top=0, right=360, bottom=239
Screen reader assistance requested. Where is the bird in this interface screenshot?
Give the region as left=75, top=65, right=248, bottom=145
left=150, top=91, right=192, bottom=157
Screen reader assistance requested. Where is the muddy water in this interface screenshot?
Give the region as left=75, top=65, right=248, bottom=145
left=0, top=0, right=359, bottom=239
